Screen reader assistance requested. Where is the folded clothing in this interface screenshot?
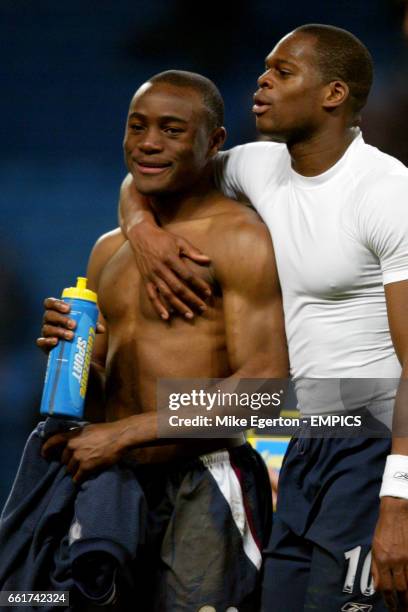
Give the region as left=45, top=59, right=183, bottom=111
left=0, top=417, right=146, bottom=609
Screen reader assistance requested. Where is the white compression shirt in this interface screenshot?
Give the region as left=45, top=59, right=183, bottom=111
left=214, top=132, right=408, bottom=418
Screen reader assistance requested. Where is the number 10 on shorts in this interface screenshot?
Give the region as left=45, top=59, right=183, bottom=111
left=343, top=547, right=375, bottom=596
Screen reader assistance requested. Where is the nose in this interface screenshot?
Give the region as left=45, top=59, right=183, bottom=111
left=138, top=128, right=164, bottom=154
left=257, top=69, right=273, bottom=89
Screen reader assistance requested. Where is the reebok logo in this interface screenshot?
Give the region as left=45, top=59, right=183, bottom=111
left=341, top=603, right=373, bottom=612
left=393, top=471, right=408, bottom=482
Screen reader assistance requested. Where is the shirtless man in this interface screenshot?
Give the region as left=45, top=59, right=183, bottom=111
left=39, top=70, right=288, bottom=611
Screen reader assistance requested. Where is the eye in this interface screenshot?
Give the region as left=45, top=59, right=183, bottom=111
left=164, top=127, right=184, bottom=135
left=276, top=68, right=291, bottom=77
left=129, top=123, right=144, bottom=132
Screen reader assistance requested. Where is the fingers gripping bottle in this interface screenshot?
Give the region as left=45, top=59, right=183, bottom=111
left=40, top=277, right=98, bottom=419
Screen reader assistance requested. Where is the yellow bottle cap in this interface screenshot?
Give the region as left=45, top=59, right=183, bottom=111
left=62, top=277, right=97, bottom=303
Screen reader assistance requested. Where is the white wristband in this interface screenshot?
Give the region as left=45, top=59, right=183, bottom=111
left=380, top=454, right=408, bottom=499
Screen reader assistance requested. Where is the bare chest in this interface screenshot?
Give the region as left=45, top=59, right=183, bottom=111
left=97, top=241, right=217, bottom=326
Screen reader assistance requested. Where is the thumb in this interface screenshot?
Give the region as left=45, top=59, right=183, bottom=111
left=176, top=237, right=211, bottom=263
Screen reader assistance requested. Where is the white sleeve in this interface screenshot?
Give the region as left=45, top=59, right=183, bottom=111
left=358, top=174, right=408, bottom=285
left=213, top=141, right=285, bottom=209
left=213, top=145, right=250, bottom=202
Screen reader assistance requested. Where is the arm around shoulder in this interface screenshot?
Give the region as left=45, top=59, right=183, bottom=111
left=117, top=173, right=213, bottom=319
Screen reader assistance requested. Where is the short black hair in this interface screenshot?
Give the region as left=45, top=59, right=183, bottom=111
left=294, top=24, right=373, bottom=114
left=149, top=70, right=224, bottom=130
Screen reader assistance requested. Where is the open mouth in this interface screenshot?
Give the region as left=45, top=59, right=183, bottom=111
left=252, top=93, right=272, bottom=116
left=252, top=103, right=271, bottom=115
left=135, top=161, right=172, bottom=175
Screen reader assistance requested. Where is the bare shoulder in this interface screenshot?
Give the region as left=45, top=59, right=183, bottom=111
left=87, top=228, right=126, bottom=288
left=91, top=227, right=125, bottom=256
left=209, top=193, right=259, bottom=219
left=209, top=195, right=272, bottom=251
left=208, top=197, right=276, bottom=287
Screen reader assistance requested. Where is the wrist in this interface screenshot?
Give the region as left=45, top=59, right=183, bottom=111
left=115, top=413, right=157, bottom=452
left=126, top=211, right=156, bottom=237
left=379, top=495, right=408, bottom=522
left=107, top=421, right=128, bottom=457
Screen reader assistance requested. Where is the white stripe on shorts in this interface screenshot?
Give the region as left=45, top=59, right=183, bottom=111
left=200, top=450, right=262, bottom=570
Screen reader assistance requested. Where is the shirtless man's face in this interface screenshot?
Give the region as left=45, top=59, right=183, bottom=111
left=123, top=82, right=211, bottom=196
left=253, top=32, right=327, bottom=143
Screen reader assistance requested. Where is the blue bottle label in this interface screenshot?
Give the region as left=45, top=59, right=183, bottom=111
left=40, top=298, right=98, bottom=418
left=69, top=317, right=96, bottom=403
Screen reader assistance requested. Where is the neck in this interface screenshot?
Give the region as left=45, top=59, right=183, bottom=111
left=150, top=169, right=217, bottom=226
left=288, top=125, right=358, bottom=177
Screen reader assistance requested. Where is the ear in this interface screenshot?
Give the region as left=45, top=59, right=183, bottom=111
left=322, top=80, right=350, bottom=110
left=207, top=127, right=227, bottom=157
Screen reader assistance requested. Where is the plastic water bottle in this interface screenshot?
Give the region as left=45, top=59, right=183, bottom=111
left=40, top=277, right=99, bottom=419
